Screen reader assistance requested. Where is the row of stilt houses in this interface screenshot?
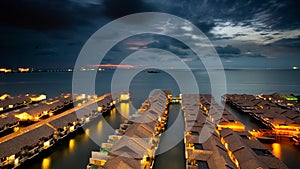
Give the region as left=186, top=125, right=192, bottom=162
left=0, top=93, right=120, bottom=169
left=87, top=90, right=170, bottom=169
left=0, top=94, right=46, bottom=113
left=0, top=93, right=84, bottom=134
left=182, top=94, right=289, bottom=169
left=0, top=94, right=46, bottom=133
left=223, top=94, right=300, bottom=143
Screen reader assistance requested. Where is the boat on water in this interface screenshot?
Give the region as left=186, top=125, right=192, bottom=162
left=147, top=70, right=160, bottom=74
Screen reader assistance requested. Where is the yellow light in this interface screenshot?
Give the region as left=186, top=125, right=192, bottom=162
left=69, top=139, right=75, bottom=152
left=0, top=68, right=12, bottom=73
left=69, top=126, right=75, bottom=132
left=31, top=94, right=47, bottom=102
left=8, top=105, right=13, bottom=108
left=45, top=100, right=59, bottom=105
left=97, top=121, right=103, bottom=131
left=98, top=106, right=103, bottom=112
left=120, top=103, right=130, bottom=118
left=271, top=143, right=281, bottom=159
left=18, top=68, right=30, bottom=72
left=85, top=128, right=90, bottom=139
left=42, top=158, right=51, bottom=169
left=14, top=158, right=19, bottom=166
left=225, top=142, right=228, bottom=149
left=15, top=112, right=32, bottom=121
left=43, top=140, right=50, bottom=149
left=120, top=94, right=130, bottom=101
left=217, top=124, right=245, bottom=131
left=13, top=127, right=20, bottom=132
left=43, top=111, right=48, bottom=115
left=0, top=94, right=9, bottom=100
left=8, top=155, right=15, bottom=162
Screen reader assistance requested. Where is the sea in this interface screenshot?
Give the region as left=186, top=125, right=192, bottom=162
left=0, top=69, right=299, bottom=169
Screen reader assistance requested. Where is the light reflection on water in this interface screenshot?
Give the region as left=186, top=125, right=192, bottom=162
left=97, top=120, right=103, bottom=132
left=41, top=157, right=51, bottom=169
left=271, top=143, right=281, bottom=159
left=120, top=102, right=130, bottom=118
left=85, top=128, right=90, bottom=140
left=69, top=139, right=75, bottom=152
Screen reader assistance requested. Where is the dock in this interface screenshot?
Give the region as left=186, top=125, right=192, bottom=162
left=0, top=92, right=125, bottom=169
left=223, top=94, right=300, bottom=139
left=87, top=90, right=170, bottom=169
left=182, top=94, right=289, bottom=169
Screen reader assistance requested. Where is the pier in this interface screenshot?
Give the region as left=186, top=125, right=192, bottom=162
left=87, top=90, right=170, bottom=169
left=0, top=93, right=126, bottom=169
left=1, top=91, right=296, bottom=169
left=182, top=94, right=289, bottom=169
left=223, top=94, right=300, bottom=141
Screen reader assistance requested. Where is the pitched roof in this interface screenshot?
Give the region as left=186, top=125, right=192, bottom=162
left=0, top=125, right=54, bottom=159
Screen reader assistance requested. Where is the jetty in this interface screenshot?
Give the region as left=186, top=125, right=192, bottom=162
left=87, top=90, right=170, bottom=169
left=223, top=94, right=300, bottom=140
left=0, top=92, right=127, bottom=169
left=182, top=94, right=288, bottom=169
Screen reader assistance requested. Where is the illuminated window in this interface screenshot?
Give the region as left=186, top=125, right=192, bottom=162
left=43, top=140, right=50, bottom=149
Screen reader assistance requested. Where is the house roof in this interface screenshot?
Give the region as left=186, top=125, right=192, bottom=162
left=0, top=125, right=54, bottom=159
left=0, top=114, right=18, bottom=129
left=104, top=156, right=142, bottom=169
left=220, top=128, right=288, bottom=169
left=49, top=112, right=78, bottom=129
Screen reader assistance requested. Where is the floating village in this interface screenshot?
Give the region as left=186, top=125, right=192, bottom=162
left=0, top=91, right=300, bottom=169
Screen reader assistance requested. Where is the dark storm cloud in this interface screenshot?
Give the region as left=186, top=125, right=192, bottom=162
left=146, top=37, right=191, bottom=56
left=216, top=45, right=241, bottom=55
left=0, top=0, right=106, bottom=30
left=0, top=0, right=299, bottom=68
left=0, top=0, right=73, bottom=30
left=102, top=0, right=155, bottom=19
left=216, top=45, right=266, bottom=58
left=268, top=36, right=300, bottom=48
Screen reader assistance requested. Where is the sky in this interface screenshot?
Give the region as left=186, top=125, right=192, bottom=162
left=0, top=0, right=299, bottom=69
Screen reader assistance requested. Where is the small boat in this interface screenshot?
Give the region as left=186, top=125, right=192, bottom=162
left=147, top=70, right=160, bottom=74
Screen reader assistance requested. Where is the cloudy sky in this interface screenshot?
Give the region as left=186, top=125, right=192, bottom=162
left=0, top=0, right=299, bottom=69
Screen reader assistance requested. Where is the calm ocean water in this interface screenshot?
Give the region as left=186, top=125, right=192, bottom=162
left=1, top=69, right=299, bottom=98
left=1, top=69, right=300, bottom=169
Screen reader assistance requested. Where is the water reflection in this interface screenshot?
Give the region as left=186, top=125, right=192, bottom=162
left=97, top=121, right=103, bottom=132
left=69, top=139, right=75, bottom=152
left=110, top=107, right=117, bottom=121
left=41, top=157, right=51, bottom=169
left=271, top=143, right=281, bottom=159
left=120, top=102, right=130, bottom=118
left=85, top=128, right=90, bottom=140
